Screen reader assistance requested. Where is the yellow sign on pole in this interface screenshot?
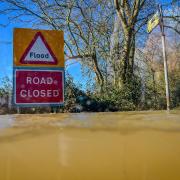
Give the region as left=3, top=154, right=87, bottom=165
left=147, top=12, right=160, bottom=33
left=14, top=28, right=64, bottom=67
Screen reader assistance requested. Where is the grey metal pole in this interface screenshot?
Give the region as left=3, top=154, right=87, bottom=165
left=159, top=5, right=170, bottom=111
left=8, top=92, right=12, bottom=112
left=161, top=33, right=170, bottom=110
left=17, top=107, right=20, bottom=114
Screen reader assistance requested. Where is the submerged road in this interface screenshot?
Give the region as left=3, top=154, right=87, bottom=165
left=0, top=111, right=180, bottom=180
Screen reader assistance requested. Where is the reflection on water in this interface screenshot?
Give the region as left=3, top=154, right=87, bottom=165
left=0, top=111, right=180, bottom=180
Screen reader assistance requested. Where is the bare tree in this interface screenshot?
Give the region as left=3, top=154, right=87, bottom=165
left=163, top=0, right=180, bottom=35
left=0, top=0, right=114, bottom=91
left=0, top=0, right=179, bottom=92
left=113, top=0, right=157, bottom=85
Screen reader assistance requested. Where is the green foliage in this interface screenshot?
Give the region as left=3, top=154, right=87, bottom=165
left=62, top=75, right=86, bottom=112
left=0, top=76, right=12, bottom=96
left=142, top=69, right=180, bottom=110
left=93, top=76, right=142, bottom=111
left=60, top=75, right=142, bottom=112
left=170, top=70, right=180, bottom=108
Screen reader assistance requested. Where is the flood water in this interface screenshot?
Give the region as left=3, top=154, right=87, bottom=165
left=0, top=111, right=180, bottom=180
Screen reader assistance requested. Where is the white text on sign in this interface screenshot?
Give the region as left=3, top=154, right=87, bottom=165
left=26, top=77, right=53, bottom=85
left=15, top=70, right=64, bottom=104
left=20, top=90, right=59, bottom=98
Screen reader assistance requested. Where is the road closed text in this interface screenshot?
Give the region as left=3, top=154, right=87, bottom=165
left=20, top=89, right=59, bottom=98
left=15, top=70, right=64, bottom=104
left=26, top=76, right=54, bottom=85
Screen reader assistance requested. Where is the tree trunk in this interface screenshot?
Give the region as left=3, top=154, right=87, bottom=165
left=92, top=50, right=104, bottom=92
left=120, top=28, right=135, bottom=84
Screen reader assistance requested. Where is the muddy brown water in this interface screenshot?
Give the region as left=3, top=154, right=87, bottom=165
left=0, top=111, right=180, bottom=180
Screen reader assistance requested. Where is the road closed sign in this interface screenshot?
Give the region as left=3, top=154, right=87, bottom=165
left=14, top=69, right=64, bottom=105
left=14, top=28, right=64, bottom=68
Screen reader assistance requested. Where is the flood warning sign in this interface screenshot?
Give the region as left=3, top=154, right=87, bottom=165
left=13, top=28, right=64, bottom=68
left=20, top=32, right=58, bottom=65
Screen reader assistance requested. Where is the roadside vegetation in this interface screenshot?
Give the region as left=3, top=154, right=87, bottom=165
left=0, top=0, right=179, bottom=114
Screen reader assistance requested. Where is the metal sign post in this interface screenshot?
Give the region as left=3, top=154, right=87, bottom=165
left=158, top=5, right=170, bottom=111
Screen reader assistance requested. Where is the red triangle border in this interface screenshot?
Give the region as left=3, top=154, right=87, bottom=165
left=20, top=32, right=58, bottom=65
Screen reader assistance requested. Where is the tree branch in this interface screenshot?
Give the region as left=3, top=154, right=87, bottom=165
left=164, top=25, right=180, bottom=35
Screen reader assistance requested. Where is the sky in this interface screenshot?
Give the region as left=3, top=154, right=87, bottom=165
left=0, top=0, right=174, bottom=88
left=0, top=15, right=13, bottom=79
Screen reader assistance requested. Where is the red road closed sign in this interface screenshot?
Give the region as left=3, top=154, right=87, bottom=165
left=14, top=69, right=64, bottom=105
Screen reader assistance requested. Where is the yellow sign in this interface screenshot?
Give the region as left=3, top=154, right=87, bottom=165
left=147, top=12, right=160, bottom=33
left=14, top=28, right=64, bottom=67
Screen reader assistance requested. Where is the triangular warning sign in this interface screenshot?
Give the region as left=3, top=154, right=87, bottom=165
left=20, top=32, right=58, bottom=65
